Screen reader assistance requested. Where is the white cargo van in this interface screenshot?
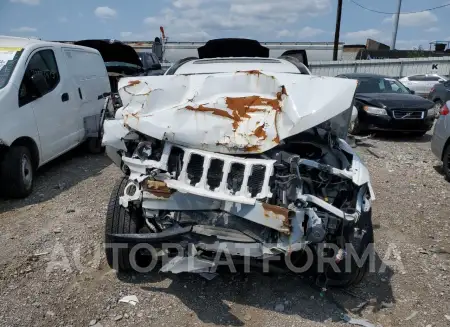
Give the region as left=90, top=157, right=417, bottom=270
left=0, top=36, right=111, bottom=198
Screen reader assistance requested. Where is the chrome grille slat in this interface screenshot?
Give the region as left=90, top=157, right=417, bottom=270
left=392, top=110, right=424, bottom=119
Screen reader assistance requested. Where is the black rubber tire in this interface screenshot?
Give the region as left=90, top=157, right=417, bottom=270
left=105, top=177, right=139, bottom=272
left=348, top=115, right=362, bottom=135
left=326, top=207, right=374, bottom=288
left=443, top=143, right=450, bottom=181
left=0, top=146, right=34, bottom=198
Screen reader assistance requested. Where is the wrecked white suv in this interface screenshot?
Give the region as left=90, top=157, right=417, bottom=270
left=102, top=39, right=375, bottom=287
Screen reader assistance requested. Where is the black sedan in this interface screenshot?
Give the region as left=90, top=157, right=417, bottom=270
left=337, top=73, right=436, bottom=136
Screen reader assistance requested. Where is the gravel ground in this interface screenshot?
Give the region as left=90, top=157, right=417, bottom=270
left=0, top=130, right=450, bottom=327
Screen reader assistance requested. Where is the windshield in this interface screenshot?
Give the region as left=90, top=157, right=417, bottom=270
left=0, top=47, right=23, bottom=89
left=356, top=77, right=410, bottom=94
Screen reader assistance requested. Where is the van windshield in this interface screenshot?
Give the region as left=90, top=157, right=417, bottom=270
left=0, top=47, right=23, bottom=89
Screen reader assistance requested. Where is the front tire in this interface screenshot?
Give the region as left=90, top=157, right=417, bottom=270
left=105, top=177, right=140, bottom=272
left=0, top=146, right=34, bottom=198
left=326, top=207, right=374, bottom=288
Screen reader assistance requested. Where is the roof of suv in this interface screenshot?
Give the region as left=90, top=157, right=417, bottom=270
left=173, top=57, right=309, bottom=75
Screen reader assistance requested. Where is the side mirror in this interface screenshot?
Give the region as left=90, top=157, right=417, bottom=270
left=30, top=73, right=49, bottom=97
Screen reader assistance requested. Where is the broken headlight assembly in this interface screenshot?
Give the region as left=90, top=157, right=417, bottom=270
left=132, top=141, right=153, bottom=161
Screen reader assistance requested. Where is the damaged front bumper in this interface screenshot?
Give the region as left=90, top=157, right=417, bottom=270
left=106, top=140, right=373, bottom=262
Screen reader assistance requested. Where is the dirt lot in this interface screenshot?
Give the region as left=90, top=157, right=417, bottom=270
left=0, top=130, right=449, bottom=327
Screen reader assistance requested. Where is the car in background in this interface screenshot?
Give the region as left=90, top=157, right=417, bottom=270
left=73, top=39, right=144, bottom=93
left=336, top=73, right=435, bottom=136
left=431, top=101, right=450, bottom=181
left=428, top=80, right=450, bottom=117
left=399, top=74, right=447, bottom=98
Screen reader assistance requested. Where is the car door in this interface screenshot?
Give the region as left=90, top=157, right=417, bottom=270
left=18, top=48, right=79, bottom=163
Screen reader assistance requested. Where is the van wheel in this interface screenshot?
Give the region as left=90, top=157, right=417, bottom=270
left=86, top=137, right=104, bottom=154
left=0, top=146, right=34, bottom=198
left=105, top=177, right=150, bottom=272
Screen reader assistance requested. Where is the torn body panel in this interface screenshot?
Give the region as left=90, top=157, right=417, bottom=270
left=102, top=62, right=374, bottom=284
left=111, top=71, right=357, bottom=154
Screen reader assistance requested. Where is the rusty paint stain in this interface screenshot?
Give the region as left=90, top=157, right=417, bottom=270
left=253, top=123, right=267, bottom=140
left=276, top=85, right=287, bottom=102
left=186, top=92, right=284, bottom=133
left=237, top=70, right=262, bottom=76
left=262, top=203, right=291, bottom=232
left=243, top=145, right=260, bottom=152
left=185, top=105, right=233, bottom=120
left=272, top=111, right=280, bottom=144
left=144, top=180, right=173, bottom=199
left=128, top=80, right=141, bottom=86
left=225, top=96, right=277, bottom=130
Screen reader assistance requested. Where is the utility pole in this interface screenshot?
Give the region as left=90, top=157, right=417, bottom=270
left=333, top=0, right=343, bottom=61
left=390, top=0, right=402, bottom=50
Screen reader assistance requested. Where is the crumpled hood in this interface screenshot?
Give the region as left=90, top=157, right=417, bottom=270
left=104, top=71, right=357, bottom=154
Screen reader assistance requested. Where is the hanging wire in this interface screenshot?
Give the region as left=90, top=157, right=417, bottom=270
left=349, top=0, right=450, bottom=15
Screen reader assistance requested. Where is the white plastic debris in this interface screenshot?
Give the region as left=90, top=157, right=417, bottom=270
left=404, top=311, right=418, bottom=321
left=118, top=295, right=139, bottom=306
left=342, top=314, right=380, bottom=327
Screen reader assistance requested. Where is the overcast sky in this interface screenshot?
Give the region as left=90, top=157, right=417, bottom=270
left=0, top=0, right=447, bottom=49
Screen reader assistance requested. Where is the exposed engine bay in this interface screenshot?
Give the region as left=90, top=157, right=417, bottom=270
left=102, top=66, right=375, bottom=286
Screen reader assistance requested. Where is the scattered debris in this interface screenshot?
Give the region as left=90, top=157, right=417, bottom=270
left=341, top=314, right=378, bottom=327
left=380, top=301, right=394, bottom=309
left=118, top=295, right=139, bottom=306
left=33, top=251, right=49, bottom=257
left=404, top=311, right=418, bottom=321
left=243, top=314, right=252, bottom=321
left=366, top=148, right=384, bottom=159
left=350, top=300, right=370, bottom=313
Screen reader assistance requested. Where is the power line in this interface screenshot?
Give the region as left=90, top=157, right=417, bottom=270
left=349, top=0, right=450, bottom=15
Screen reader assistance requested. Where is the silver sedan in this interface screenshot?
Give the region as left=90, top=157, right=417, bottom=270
left=431, top=101, right=450, bottom=180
